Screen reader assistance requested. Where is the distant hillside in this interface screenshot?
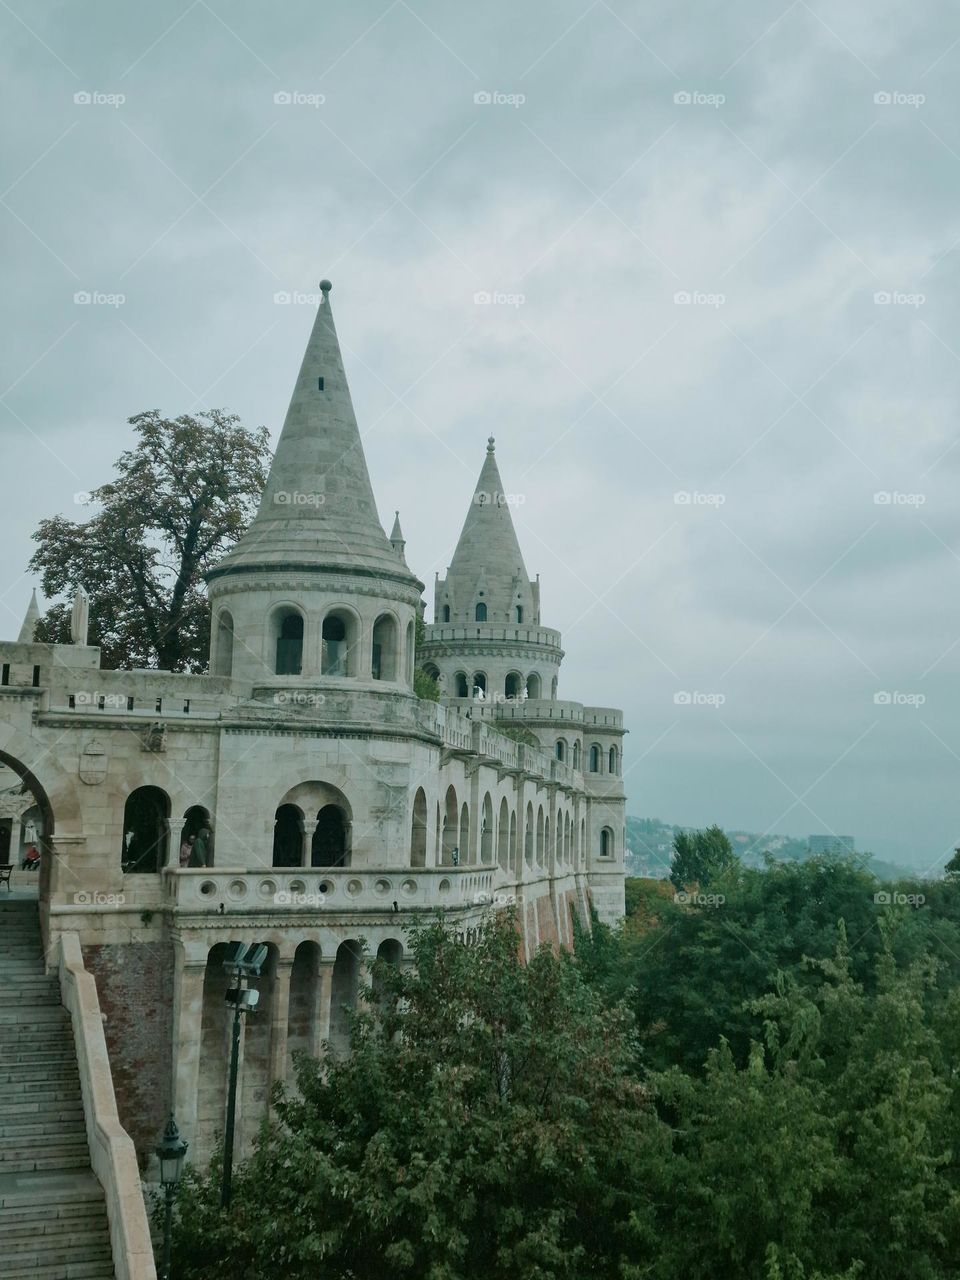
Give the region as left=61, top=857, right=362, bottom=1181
left=625, top=816, right=918, bottom=882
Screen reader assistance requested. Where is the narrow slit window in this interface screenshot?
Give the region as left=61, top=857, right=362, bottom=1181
left=318, top=376, right=325, bottom=391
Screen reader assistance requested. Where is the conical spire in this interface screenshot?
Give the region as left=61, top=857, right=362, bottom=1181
left=18, top=589, right=41, bottom=643
left=389, top=511, right=407, bottom=557
left=441, top=438, right=536, bottom=624
left=213, top=281, right=414, bottom=581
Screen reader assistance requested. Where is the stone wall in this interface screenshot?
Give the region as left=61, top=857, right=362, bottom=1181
left=82, top=939, right=174, bottom=1166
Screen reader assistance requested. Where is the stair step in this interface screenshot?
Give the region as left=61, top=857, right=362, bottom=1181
left=0, top=1151, right=92, bottom=1174
left=1, top=1111, right=86, bottom=1137
left=5, top=1223, right=109, bottom=1254
left=0, top=1071, right=80, bottom=1090
left=4, top=1251, right=114, bottom=1279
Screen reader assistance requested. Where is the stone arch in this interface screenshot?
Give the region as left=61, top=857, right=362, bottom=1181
left=321, top=605, right=361, bottom=677
left=551, top=675, right=558, bottom=699
left=589, top=743, right=602, bottom=773
left=213, top=609, right=235, bottom=677
left=600, top=826, right=615, bottom=858
left=608, top=745, right=619, bottom=775
left=580, top=818, right=586, bottom=866
left=410, top=788, right=427, bottom=868
left=121, top=785, right=171, bottom=873
left=480, top=792, right=494, bottom=864
left=504, top=671, right=523, bottom=699
left=459, top=803, right=470, bottom=863
left=472, top=672, right=487, bottom=699
left=0, top=733, right=80, bottom=837
left=182, top=805, right=213, bottom=867
left=555, top=738, right=567, bottom=762
left=405, top=620, right=415, bottom=684
left=497, top=798, right=510, bottom=871
left=555, top=816, right=562, bottom=866
left=509, top=809, right=518, bottom=874
left=526, top=672, right=541, bottom=699
left=330, top=939, right=363, bottom=1057
left=536, top=806, right=545, bottom=866
left=312, top=804, right=349, bottom=867
left=442, top=786, right=458, bottom=865
left=287, top=941, right=322, bottom=1080
left=572, top=740, right=581, bottom=771
left=270, top=605, right=305, bottom=677
left=524, top=802, right=534, bottom=868
left=453, top=671, right=469, bottom=698
left=475, top=602, right=487, bottom=622
left=371, top=612, right=400, bottom=681
left=272, top=803, right=303, bottom=868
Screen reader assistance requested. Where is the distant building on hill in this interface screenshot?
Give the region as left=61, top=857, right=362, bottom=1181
left=808, top=834, right=855, bottom=855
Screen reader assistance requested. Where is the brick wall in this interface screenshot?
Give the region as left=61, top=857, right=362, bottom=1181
left=82, top=940, right=174, bottom=1167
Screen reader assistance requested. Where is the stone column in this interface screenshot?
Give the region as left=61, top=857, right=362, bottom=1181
left=313, top=960, right=336, bottom=1054
left=302, top=820, right=318, bottom=868
left=170, top=942, right=208, bottom=1146
left=168, top=818, right=186, bottom=867
left=269, top=957, right=295, bottom=1096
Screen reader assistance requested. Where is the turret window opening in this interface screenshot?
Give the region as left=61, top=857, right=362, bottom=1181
left=608, top=745, right=619, bottom=775
left=322, top=610, right=357, bottom=677
left=371, top=613, right=399, bottom=681
left=475, top=602, right=487, bottom=622
left=472, top=672, right=487, bottom=700
left=589, top=744, right=602, bottom=773
left=454, top=671, right=469, bottom=698
left=600, top=827, right=614, bottom=858
left=505, top=671, right=522, bottom=699
left=516, top=606, right=523, bottom=623
left=442, top=605, right=450, bottom=623
left=275, top=611, right=304, bottom=676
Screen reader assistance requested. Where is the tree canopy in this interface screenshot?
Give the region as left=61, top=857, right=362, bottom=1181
left=30, top=410, right=270, bottom=671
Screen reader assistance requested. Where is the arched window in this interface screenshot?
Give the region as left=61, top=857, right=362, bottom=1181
left=454, top=672, right=469, bottom=698
left=411, top=788, right=427, bottom=868
left=121, top=787, right=170, bottom=872
left=371, top=613, right=399, bottom=681
left=272, top=804, right=303, bottom=868
left=322, top=610, right=357, bottom=676
left=275, top=612, right=304, bottom=676
left=442, top=605, right=450, bottom=623
left=509, top=810, right=518, bottom=874
left=406, top=620, right=415, bottom=684
left=608, top=745, right=618, bottom=775
left=182, top=806, right=213, bottom=867
left=481, top=793, right=493, bottom=864
left=526, top=673, right=541, bottom=699
left=524, top=803, right=534, bottom=868
left=536, top=806, right=545, bottom=865
left=505, top=672, right=522, bottom=699
left=589, top=744, right=602, bottom=773
left=330, top=940, right=362, bottom=1057
left=214, top=611, right=234, bottom=678
left=475, top=602, right=487, bottom=622
left=312, top=805, right=349, bottom=867
left=555, top=819, right=562, bottom=865
left=516, top=606, right=523, bottom=623
left=459, top=803, right=470, bottom=863
left=555, top=738, right=566, bottom=762
left=551, top=676, right=558, bottom=699
left=473, top=672, right=487, bottom=699
left=497, top=798, right=510, bottom=871
left=600, top=827, right=614, bottom=858
left=573, top=741, right=581, bottom=770
left=442, top=786, right=458, bottom=865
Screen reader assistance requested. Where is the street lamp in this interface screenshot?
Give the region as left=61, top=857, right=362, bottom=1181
left=221, top=941, right=267, bottom=1210
left=156, top=1114, right=188, bottom=1280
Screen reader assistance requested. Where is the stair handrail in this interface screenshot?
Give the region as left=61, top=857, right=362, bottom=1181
left=57, top=932, right=158, bottom=1280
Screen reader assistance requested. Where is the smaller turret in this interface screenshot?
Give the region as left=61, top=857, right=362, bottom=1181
left=18, top=590, right=41, bottom=643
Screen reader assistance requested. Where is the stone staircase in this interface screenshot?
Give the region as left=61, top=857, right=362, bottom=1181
left=0, top=898, right=116, bottom=1278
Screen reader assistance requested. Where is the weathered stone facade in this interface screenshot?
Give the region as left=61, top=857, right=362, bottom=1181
left=0, top=282, right=626, bottom=1168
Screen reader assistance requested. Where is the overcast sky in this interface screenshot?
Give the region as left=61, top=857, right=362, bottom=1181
left=2, top=1, right=960, bottom=867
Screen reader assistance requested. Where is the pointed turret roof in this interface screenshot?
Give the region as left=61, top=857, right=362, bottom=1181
left=212, top=281, right=416, bottom=582
left=18, top=589, right=41, bottom=642
left=441, top=438, right=536, bottom=623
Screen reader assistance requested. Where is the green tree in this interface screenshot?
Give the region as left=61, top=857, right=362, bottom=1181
left=169, top=914, right=658, bottom=1279
left=411, top=612, right=440, bottom=700
left=30, top=410, right=270, bottom=671
left=669, top=824, right=739, bottom=891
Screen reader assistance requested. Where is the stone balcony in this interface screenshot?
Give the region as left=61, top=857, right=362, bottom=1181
left=163, top=864, right=498, bottom=916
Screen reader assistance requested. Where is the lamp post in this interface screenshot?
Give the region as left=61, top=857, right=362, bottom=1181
left=221, top=942, right=267, bottom=1210
left=156, top=1114, right=188, bottom=1280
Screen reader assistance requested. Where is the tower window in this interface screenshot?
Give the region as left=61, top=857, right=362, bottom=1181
left=276, top=613, right=305, bottom=676
left=516, top=606, right=523, bottom=623
left=318, top=377, right=325, bottom=391
left=443, top=605, right=450, bottom=623
left=475, top=603, right=487, bottom=622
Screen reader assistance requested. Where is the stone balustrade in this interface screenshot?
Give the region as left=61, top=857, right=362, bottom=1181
left=165, top=864, right=497, bottom=913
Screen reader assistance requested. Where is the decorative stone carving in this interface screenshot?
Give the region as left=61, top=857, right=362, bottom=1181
left=142, top=722, right=167, bottom=753
left=78, top=739, right=108, bottom=786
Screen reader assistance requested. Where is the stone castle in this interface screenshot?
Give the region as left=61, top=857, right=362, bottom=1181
left=0, top=281, right=626, bottom=1169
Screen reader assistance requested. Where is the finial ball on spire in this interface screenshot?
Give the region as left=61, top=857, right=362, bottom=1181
left=487, top=435, right=495, bottom=453
left=319, top=279, right=332, bottom=293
